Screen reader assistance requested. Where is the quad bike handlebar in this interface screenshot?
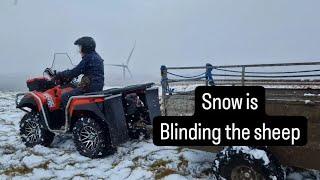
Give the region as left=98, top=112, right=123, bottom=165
left=44, top=68, right=56, bottom=78
left=44, top=67, right=77, bottom=87
left=43, top=67, right=61, bottom=85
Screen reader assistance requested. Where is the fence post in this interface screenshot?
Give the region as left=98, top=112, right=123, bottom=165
left=205, top=63, right=214, bottom=86
left=241, top=66, right=245, bottom=86
left=160, top=65, right=168, bottom=115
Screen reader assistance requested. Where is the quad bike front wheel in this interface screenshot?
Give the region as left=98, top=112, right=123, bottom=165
left=73, top=117, right=115, bottom=158
left=20, top=112, right=55, bottom=147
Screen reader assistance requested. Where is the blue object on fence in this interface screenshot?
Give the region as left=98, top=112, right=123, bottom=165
left=167, top=88, right=175, bottom=95
left=206, top=63, right=215, bottom=86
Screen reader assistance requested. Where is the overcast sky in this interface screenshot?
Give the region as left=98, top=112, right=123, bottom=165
left=0, top=0, right=320, bottom=89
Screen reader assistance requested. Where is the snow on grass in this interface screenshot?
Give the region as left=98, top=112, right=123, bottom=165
left=0, top=90, right=319, bottom=179
left=22, top=155, right=46, bottom=168
left=164, top=174, right=188, bottom=180
left=0, top=91, right=217, bottom=179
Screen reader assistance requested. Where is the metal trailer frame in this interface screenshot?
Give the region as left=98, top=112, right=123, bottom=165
left=160, top=61, right=320, bottom=170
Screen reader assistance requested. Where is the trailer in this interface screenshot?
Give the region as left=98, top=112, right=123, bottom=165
left=160, top=62, right=320, bottom=179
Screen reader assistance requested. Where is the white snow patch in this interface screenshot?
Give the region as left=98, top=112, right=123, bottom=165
left=22, top=154, right=46, bottom=168
left=163, top=174, right=188, bottom=180
left=304, top=93, right=316, bottom=96
left=31, top=169, right=55, bottom=179
left=127, top=167, right=153, bottom=180
left=224, top=146, right=270, bottom=165
left=305, top=100, right=312, bottom=104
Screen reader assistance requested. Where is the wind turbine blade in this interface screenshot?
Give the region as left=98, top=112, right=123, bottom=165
left=126, top=67, right=133, bottom=77
left=123, top=67, right=126, bottom=80
left=105, top=64, right=124, bottom=67
left=126, top=41, right=136, bottom=65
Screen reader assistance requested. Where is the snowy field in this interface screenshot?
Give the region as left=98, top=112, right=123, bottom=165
left=0, top=90, right=319, bottom=179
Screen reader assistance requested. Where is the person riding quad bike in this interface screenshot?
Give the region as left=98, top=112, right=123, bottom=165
left=15, top=37, right=161, bottom=158
left=55, top=36, right=104, bottom=109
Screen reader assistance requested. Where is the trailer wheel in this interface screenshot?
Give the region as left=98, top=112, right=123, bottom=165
left=73, top=117, right=115, bottom=158
left=213, top=146, right=285, bottom=180
left=20, top=112, right=55, bottom=147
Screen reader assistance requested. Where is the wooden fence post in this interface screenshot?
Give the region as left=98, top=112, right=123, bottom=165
left=160, top=65, right=168, bottom=115
left=241, top=66, right=246, bottom=86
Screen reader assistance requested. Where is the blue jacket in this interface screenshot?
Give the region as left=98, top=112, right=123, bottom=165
left=58, top=51, right=104, bottom=92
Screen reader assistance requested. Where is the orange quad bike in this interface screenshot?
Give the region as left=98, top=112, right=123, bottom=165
left=15, top=67, right=160, bottom=158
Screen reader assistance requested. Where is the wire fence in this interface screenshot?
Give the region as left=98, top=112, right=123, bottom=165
left=160, top=61, right=320, bottom=115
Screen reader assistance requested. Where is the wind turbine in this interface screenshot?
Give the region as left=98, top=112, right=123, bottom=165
left=106, top=41, right=136, bottom=80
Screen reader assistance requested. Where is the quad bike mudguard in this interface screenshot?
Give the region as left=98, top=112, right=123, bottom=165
left=16, top=92, right=65, bottom=133
left=16, top=94, right=37, bottom=111
left=16, top=92, right=44, bottom=112
left=69, top=94, right=129, bottom=146
left=103, top=94, right=129, bottom=145
left=145, top=87, right=161, bottom=124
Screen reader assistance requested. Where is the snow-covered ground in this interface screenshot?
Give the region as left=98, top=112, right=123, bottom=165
left=0, top=91, right=215, bottom=179
left=0, top=90, right=319, bottom=179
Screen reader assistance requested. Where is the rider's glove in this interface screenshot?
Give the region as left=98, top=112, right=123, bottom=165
left=52, top=72, right=63, bottom=84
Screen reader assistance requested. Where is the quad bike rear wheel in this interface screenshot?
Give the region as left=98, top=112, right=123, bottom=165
left=20, top=112, right=55, bottom=147
left=73, top=117, right=115, bottom=158
left=125, top=93, right=151, bottom=140
left=213, top=146, right=285, bottom=180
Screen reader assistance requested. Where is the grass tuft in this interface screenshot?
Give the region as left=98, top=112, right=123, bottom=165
left=3, top=166, right=32, bottom=176
left=149, top=159, right=173, bottom=171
